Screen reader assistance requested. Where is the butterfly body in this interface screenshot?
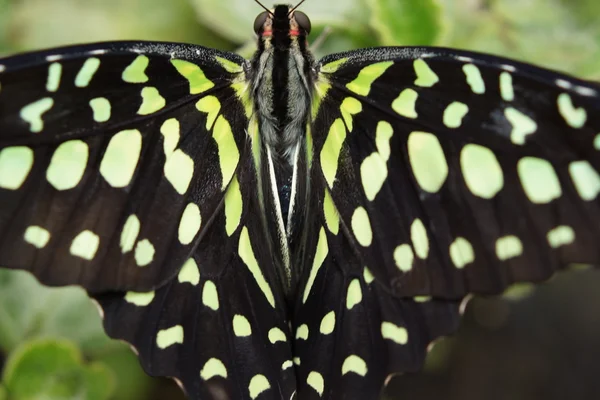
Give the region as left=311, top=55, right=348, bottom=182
left=247, top=4, right=317, bottom=296
left=0, top=2, right=599, bottom=400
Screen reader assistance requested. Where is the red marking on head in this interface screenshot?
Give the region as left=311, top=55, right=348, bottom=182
left=262, top=30, right=273, bottom=37
left=290, top=29, right=300, bottom=36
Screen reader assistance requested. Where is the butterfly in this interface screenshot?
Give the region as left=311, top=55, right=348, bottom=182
left=0, top=0, right=599, bottom=399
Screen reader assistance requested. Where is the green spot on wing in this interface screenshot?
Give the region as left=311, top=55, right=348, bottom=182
left=164, top=149, right=194, bottom=195
left=547, top=225, right=575, bottom=248
left=224, top=175, right=243, bottom=236
left=319, top=311, right=335, bottom=334
left=413, top=59, right=439, bottom=87
left=124, top=291, right=155, bottom=306
left=393, top=244, right=414, bottom=272
left=460, top=144, right=504, bottom=199
left=341, top=355, right=367, bottom=376
left=24, top=226, right=51, bottom=249
left=46, top=63, right=62, bottom=92
left=215, top=56, right=242, bottom=73
left=307, top=371, right=324, bottom=396
left=443, top=101, right=469, bottom=128
left=156, top=325, right=184, bottom=349
left=340, top=97, right=362, bottom=132
left=75, top=58, right=100, bottom=87
left=557, top=93, right=587, bottom=128
left=392, top=89, right=418, bottom=118
left=138, top=87, right=166, bottom=115
left=134, top=239, right=155, bottom=267
left=500, top=72, right=514, bottom=101
left=320, top=58, right=348, bottom=73
left=407, top=131, right=448, bottom=193
left=122, top=55, right=149, bottom=83
left=200, top=358, right=227, bottom=380
left=323, top=189, right=339, bottom=235
left=233, top=315, right=252, bottom=337
left=46, top=140, right=89, bottom=191
left=517, top=157, right=561, bottom=204
left=238, top=226, right=276, bottom=308
left=178, top=203, right=201, bottom=245
left=505, top=107, right=537, bottom=145
left=312, top=81, right=332, bottom=120
left=69, top=230, right=100, bottom=261
left=463, top=63, right=486, bottom=94
left=0, top=146, right=34, bottom=190
left=213, top=115, right=239, bottom=190
left=346, top=61, right=393, bottom=96
left=381, top=322, right=408, bottom=344
left=303, top=227, right=329, bottom=303
left=495, top=236, right=523, bottom=260
left=171, top=59, right=215, bottom=94
left=178, top=258, right=200, bottom=285
left=196, top=96, right=221, bottom=130
left=449, top=237, right=475, bottom=269
left=569, top=160, right=600, bottom=201
left=248, top=374, right=271, bottom=399
left=320, top=118, right=346, bottom=188
left=120, top=215, right=140, bottom=254
left=202, top=281, right=219, bottom=310
left=89, top=97, right=111, bottom=122
left=20, top=98, right=54, bottom=133
left=160, top=118, right=180, bottom=156
left=100, top=129, right=142, bottom=188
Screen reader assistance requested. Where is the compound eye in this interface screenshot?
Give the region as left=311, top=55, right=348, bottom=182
left=254, top=11, right=269, bottom=34
left=294, top=11, right=311, bottom=34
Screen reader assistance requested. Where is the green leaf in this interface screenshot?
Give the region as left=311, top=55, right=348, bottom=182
left=2, top=339, right=114, bottom=400
left=0, top=270, right=116, bottom=355
left=367, top=0, right=442, bottom=45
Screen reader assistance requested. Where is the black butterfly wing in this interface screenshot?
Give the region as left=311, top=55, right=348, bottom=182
left=93, top=148, right=296, bottom=400
left=313, top=46, right=600, bottom=298
left=0, top=41, right=248, bottom=292
left=292, top=175, right=460, bottom=399
left=0, top=41, right=296, bottom=399
left=292, top=46, right=600, bottom=398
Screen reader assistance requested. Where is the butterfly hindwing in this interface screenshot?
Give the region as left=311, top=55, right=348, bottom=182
left=0, top=42, right=249, bottom=292
left=93, top=147, right=296, bottom=399
left=291, top=163, right=461, bottom=399
left=312, top=47, right=600, bottom=298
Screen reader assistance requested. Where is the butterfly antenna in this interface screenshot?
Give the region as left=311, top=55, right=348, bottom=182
left=289, top=0, right=307, bottom=14
left=254, top=0, right=274, bottom=15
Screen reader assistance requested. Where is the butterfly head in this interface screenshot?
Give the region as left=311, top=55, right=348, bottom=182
left=253, top=3, right=311, bottom=39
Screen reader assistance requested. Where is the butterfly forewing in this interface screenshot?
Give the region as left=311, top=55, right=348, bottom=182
left=0, top=42, right=248, bottom=292
left=311, top=47, right=600, bottom=299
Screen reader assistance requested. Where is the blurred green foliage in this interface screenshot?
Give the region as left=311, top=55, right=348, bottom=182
left=3, top=339, right=114, bottom=400
left=0, top=0, right=598, bottom=399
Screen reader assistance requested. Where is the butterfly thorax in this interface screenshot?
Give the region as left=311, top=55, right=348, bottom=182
left=250, top=5, right=314, bottom=164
